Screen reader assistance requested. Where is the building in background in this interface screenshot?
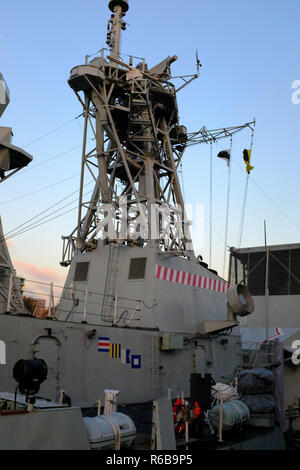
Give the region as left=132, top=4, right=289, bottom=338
left=229, top=243, right=300, bottom=430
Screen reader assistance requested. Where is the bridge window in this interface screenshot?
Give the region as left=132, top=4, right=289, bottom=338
left=74, top=262, right=89, bottom=282
left=128, top=258, right=147, bottom=280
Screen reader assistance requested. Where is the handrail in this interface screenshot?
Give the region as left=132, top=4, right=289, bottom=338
left=4, top=276, right=146, bottom=326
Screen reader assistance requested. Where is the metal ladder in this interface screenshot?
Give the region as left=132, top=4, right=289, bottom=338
left=128, top=80, right=155, bottom=145
left=150, top=335, right=160, bottom=399
left=101, top=244, right=119, bottom=322
left=248, top=341, right=278, bottom=368
left=0, top=277, right=27, bottom=314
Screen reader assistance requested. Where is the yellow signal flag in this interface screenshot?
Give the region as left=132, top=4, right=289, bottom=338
left=110, top=343, right=120, bottom=359
left=243, top=149, right=254, bottom=174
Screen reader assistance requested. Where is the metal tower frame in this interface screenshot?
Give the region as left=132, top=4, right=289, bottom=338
left=61, top=0, right=195, bottom=266
left=60, top=0, right=255, bottom=267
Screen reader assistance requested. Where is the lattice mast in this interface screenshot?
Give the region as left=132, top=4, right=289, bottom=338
left=61, top=0, right=195, bottom=266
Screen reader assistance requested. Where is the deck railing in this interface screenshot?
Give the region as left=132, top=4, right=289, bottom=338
left=3, top=276, right=144, bottom=327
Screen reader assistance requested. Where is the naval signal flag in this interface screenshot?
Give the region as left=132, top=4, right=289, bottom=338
left=98, top=337, right=110, bottom=352
left=243, top=149, right=254, bottom=174
left=131, top=355, right=141, bottom=369
left=110, top=343, right=121, bottom=359
left=217, top=149, right=231, bottom=167
left=121, top=348, right=131, bottom=364
left=98, top=339, right=141, bottom=368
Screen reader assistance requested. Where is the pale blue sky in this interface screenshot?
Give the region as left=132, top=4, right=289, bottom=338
left=1, top=0, right=300, bottom=282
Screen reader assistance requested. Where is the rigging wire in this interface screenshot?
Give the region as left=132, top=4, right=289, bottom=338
left=248, top=172, right=300, bottom=233
left=2, top=181, right=93, bottom=241
left=23, top=115, right=82, bottom=148
left=209, top=142, right=213, bottom=268
left=6, top=135, right=96, bottom=182
left=238, top=176, right=249, bottom=249
left=187, top=121, right=300, bottom=259
left=5, top=205, right=81, bottom=241
left=184, top=188, right=227, bottom=253
left=8, top=114, right=300, bottom=240
left=4, top=186, right=92, bottom=242
left=8, top=143, right=83, bottom=179
left=237, top=124, right=255, bottom=248
left=230, top=157, right=300, bottom=236
left=0, top=173, right=80, bottom=206
left=3, top=109, right=300, bottom=261
left=7, top=112, right=300, bottom=241
left=222, top=137, right=233, bottom=278
left=5, top=196, right=83, bottom=240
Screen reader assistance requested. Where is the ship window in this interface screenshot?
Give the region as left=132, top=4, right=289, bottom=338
left=74, top=262, right=89, bottom=282
left=128, top=258, right=147, bottom=280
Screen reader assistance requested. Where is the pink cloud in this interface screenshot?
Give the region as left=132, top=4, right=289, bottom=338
left=13, top=260, right=67, bottom=307
left=13, top=260, right=66, bottom=286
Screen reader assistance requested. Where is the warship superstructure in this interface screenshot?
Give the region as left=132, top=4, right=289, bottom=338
left=0, top=73, right=32, bottom=316
left=0, top=0, right=288, bottom=450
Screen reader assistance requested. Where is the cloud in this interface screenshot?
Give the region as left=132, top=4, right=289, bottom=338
left=13, top=260, right=66, bottom=286
left=13, top=260, right=67, bottom=307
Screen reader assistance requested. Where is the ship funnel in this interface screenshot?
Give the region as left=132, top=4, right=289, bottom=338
left=109, top=0, right=129, bottom=12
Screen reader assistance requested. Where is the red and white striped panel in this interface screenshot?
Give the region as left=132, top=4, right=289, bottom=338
left=155, top=265, right=230, bottom=293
